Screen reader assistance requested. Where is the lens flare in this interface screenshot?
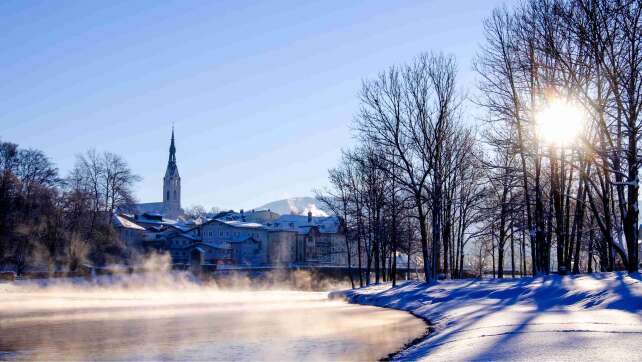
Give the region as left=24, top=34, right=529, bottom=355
left=535, top=99, right=585, bottom=145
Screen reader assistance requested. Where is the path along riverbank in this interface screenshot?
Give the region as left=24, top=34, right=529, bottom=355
left=331, top=272, right=642, bottom=361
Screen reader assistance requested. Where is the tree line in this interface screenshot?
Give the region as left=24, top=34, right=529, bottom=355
left=317, top=0, right=641, bottom=286
left=0, top=141, right=139, bottom=274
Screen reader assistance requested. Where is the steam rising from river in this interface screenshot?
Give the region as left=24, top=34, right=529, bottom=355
left=0, top=255, right=426, bottom=361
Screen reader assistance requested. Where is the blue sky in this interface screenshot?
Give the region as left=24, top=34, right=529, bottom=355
left=0, top=0, right=514, bottom=210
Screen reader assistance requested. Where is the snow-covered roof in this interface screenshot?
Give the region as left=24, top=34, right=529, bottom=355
left=133, top=213, right=178, bottom=226
left=219, top=219, right=265, bottom=229
left=191, top=217, right=206, bottom=225
left=214, top=210, right=280, bottom=224
left=167, top=223, right=197, bottom=232
left=200, top=217, right=266, bottom=229
left=267, top=215, right=341, bottom=234
left=112, top=215, right=146, bottom=231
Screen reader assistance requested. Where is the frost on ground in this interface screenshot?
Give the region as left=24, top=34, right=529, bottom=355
left=335, top=272, right=642, bottom=361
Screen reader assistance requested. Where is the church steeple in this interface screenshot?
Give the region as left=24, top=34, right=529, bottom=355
left=165, top=126, right=179, bottom=178
left=169, top=126, right=176, bottom=164
left=163, top=126, right=181, bottom=218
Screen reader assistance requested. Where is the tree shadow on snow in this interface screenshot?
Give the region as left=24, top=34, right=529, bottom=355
left=459, top=273, right=642, bottom=361
left=391, top=273, right=641, bottom=360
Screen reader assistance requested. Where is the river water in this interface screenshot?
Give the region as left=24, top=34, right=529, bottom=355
left=0, top=285, right=426, bottom=361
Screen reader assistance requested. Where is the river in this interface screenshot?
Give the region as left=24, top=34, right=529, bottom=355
left=0, top=285, right=426, bottom=361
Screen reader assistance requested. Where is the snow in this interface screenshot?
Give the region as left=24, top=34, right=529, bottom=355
left=218, top=219, right=265, bottom=229
left=333, top=273, right=642, bottom=361
left=268, top=215, right=341, bottom=234
left=255, top=197, right=329, bottom=217
left=112, top=215, right=145, bottom=230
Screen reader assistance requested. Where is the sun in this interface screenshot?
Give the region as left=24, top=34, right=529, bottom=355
left=535, top=99, right=585, bottom=145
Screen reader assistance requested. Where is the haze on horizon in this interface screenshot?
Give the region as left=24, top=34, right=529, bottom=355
left=0, top=0, right=514, bottom=210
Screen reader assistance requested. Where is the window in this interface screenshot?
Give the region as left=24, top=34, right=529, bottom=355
left=167, top=190, right=170, bottom=200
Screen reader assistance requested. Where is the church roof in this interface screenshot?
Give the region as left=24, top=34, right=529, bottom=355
left=165, top=162, right=179, bottom=178
left=165, top=127, right=180, bottom=178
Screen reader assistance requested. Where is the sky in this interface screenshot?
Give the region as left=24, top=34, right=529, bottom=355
left=0, top=0, right=516, bottom=210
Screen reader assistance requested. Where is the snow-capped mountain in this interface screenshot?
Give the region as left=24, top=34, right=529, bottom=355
left=255, top=197, right=329, bottom=216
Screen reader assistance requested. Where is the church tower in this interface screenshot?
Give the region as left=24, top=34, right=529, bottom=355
left=163, top=127, right=181, bottom=218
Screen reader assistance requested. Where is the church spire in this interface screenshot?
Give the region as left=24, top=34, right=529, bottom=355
left=169, top=125, right=176, bottom=164
left=165, top=126, right=179, bottom=178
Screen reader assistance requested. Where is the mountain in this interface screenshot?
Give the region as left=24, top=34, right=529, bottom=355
left=255, top=197, right=329, bottom=217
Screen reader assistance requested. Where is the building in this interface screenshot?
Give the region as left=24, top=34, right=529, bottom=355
left=266, top=213, right=347, bottom=266
left=112, top=214, right=146, bottom=251
left=113, top=209, right=347, bottom=269
left=200, top=218, right=270, bottom=266
left=113, top=127, right=347, bottom=270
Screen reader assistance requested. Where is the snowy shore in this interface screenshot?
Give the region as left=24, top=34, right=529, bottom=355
left=331, top=272, right=642, bottom=361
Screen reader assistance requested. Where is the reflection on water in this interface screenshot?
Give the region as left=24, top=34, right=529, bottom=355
left=0, top=286, right=426, bottom=361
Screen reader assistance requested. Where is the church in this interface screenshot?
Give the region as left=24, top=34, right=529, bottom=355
left=131, top=128, right=183, bottom=219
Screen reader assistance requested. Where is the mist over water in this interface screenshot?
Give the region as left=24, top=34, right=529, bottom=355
left=0, top=274, right=426, bottom=361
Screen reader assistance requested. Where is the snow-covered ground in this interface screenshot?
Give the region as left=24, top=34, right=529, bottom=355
left=334, top=273, right=642, bottom=361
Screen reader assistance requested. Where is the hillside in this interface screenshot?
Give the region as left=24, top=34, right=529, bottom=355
left=255, top=197, right=329, bottom=216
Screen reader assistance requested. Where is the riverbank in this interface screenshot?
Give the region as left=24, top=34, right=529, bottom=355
left=332, top=272, right=642, bottom=361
